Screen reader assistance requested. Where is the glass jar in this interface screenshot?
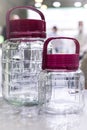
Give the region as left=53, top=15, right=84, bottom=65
left=39, top=37, right=85, bottom=114
left=2, top=6, right=46, bottom=106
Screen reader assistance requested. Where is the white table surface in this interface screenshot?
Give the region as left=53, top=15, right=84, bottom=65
left=0, top=92, right=86, bottom=130
left=0, top=48, right=87, bottom=130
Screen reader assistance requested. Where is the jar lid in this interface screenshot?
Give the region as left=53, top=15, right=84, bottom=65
left=42, top=37, right=80, bottom=70
left=6, top=6, right=46, bottom=39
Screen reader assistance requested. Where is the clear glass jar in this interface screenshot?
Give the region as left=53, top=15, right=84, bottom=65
left=39, top=69, right=85, bottom=114
left=2, top=6, right=46, bottom=106
left=38, top=37, right=85, bottom=114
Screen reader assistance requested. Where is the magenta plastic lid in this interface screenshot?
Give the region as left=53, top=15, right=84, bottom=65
left=6, top=6, right=46, bottom=39
left=42, top=37, right=80, bottom=70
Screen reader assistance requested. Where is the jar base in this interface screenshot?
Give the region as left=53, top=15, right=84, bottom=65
left=40, top=101, right=84, bottom=115
left=3, top=97, right=38, bottom=107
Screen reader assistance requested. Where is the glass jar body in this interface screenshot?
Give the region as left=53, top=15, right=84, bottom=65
left=2, top=38, right=44, bottom=106
left=39, top=69, right=85, bottom=114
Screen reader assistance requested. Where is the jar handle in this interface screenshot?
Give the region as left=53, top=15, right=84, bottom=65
left=6, top=6, right=45, bottom=38
left=43, top=37, right=79, bottom=54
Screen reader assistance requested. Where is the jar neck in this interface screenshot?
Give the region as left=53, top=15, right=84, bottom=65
left=44, top=68, right=81, bottom=72
left=6, top=37, right=45, bottom=42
